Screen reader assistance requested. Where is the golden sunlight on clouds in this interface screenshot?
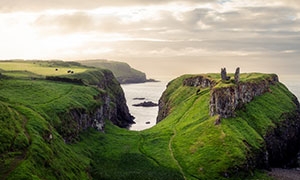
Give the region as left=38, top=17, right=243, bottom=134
left=0, top=0, right=299, bottom=75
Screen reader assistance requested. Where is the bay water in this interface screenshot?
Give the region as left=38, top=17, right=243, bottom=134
left=122, top=80, right=168, bottom=131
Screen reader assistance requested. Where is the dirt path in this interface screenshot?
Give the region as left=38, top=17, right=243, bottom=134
left=2, top=113, right=31, bottom=180
left=167, top=95, right=202, bottom=180
left=268, top=168, right=300, bottom=180
left=138, top=133, right=161, bottom=166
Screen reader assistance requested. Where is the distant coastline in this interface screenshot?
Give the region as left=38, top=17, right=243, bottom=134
left=78, top=59, right=158, bottom=84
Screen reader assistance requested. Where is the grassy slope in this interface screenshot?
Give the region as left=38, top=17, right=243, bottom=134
left=0, top=60, right=181, bottom=179
left=78, top=59, right=147, bottom=83
left=0, top=61, right=296, bottom=180
left=145, top=74, right=295, bottom=179
left=0, top=61, right=107, bottom=179
left=0, top=60, right=87, bottom=77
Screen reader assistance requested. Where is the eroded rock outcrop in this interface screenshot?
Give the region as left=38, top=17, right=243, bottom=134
left=57, top=70, right=134, bottom=143
left=133, top=101, right=158, bottom=107
left=183, top=75, right=216, bottom=88
left=157, top=75, right=215, bottom=123
left=210, top=74, right=279, bottom=118
left=156, top=72, right=300, bottom=176
left=98, top=70, right=134, bottom=128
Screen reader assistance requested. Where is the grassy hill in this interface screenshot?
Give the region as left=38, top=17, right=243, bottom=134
left=78, top=59, right=150, bottom=84
left=152, top=73, right=299, bottom=179
left=0, top=60, right=134, bottom=179
left=0, top=61, right=299, bottom=180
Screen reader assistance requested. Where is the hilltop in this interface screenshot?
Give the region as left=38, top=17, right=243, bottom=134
left=78, top=59, right=157, bottom=84
left=156, top=71, right=300, bottom=179
left=0, top=62, right=299, bottom=180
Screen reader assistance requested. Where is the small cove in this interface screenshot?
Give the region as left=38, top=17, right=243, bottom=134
left=122, top=80, right=168, bottom=131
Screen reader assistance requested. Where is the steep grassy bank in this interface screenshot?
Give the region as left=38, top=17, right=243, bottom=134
left=0, top=60, right=134, bottom=179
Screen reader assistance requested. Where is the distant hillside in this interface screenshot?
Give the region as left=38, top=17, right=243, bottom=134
left=79, top=59, right=155, bottom=84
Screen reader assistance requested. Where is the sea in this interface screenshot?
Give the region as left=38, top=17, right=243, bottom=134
left=122, top=80, right=168, bottom=131
left=122, top=75, right=300, bottom=131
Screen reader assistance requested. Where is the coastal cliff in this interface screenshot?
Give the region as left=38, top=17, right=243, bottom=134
left=0, top=60, right=135, bottom=179
left=210, top=74, right=279, bottom=118
left=79, top=59, right=151, bottom=84
left=55, top=69, right=134, bottom=142
left=156, top=72, right=300, bottom=178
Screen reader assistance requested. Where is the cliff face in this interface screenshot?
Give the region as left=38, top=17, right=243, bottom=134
left=210, top=74, right=279, bottom=118
left=264, top=96, right=300, bottom=168
left=183, top=75, right=216, bottom=88
left=156, top=73, right=300, bottom=175
left=157, top=75, right=216, bottom=123
left=57, top=70, right=134, bottom=142
left=96, top=70, right=134, bottom=128
left=156, top=95, right=170, bottom=123
left=159, top=74, right=279, bottom=120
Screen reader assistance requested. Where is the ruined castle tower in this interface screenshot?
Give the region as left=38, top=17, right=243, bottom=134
left=234, top=67, right=240, bottom=83
left=221, top=68, right=230, bottom=81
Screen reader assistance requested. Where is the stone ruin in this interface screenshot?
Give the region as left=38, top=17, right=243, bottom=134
left=234, top=67, right=240, bottom=83
left=221, top=67, right=240, bottom=83
left=221, top=68, right=230, bottom=81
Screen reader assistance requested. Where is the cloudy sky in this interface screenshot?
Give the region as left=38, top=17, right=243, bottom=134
left=0, top=0, right=299, bottom=77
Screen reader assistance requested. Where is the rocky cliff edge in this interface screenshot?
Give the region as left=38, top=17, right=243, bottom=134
left=157, top=73, right=300, bottom=170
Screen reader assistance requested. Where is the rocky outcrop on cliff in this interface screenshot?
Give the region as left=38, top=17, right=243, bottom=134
left=97, top=70, right=134, bottom=128
left=133, top=101, right=158, bottom=107
left=157, top=75, right=216, bottom=123
left=57, top=70, right=134, bottom=142
left=156, top=73, right=300, bottom=173
left=183, top=75, right=216, bottom=88
left=210, top=74, right=279, bottom=118
left=157, top=94, right=170, bottom=123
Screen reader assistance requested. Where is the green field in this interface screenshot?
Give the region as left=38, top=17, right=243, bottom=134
left=0, top=60, right=88, bottom=77
left=0, top=60, right=297, bottom=179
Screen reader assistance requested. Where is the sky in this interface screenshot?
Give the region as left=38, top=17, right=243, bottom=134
left=0, top=0, right=300, bottom=77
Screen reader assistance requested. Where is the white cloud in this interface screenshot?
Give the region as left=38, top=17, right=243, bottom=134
left=0, top=0, right=299, bottom=67
left=0, top=0, right=216, bottom=12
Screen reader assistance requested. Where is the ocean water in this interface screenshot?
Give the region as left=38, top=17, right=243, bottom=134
left=280, top=75, right=300, bottom=100
left=122, top=75, right=300, bottom=131
left=121, top=81, right=168, bottom=131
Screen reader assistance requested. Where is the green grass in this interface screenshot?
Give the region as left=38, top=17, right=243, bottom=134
left=72, top=122, right=183, bottom=180
left=0, top=62, right=296, bottom=180
left=0, top=60, right=122, bottom=179
left=141, top=73, right=296, bottom=179
left=0, top=60, right=88, bottom=77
